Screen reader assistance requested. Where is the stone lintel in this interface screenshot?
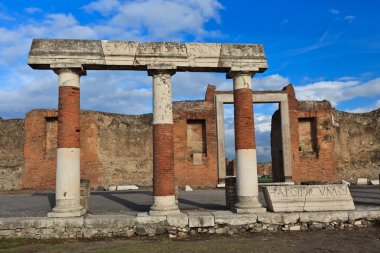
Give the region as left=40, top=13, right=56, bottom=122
left=28, top=39, right=268, bottom=73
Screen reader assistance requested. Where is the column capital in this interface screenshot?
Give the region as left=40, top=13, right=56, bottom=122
left=147, top=69, right=176, bottom=77
left=53, top=67, right=87, bottom=77
left=226, top=70, right=256, bottom=79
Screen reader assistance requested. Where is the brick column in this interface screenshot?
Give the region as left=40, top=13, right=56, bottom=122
left=48, top=68, right=86, bottom=218
left=230, top=71, right=266, bottom=213
left=148, top=70, right=180, bottom=216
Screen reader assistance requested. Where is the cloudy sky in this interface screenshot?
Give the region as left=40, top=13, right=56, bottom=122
left=0, top=0, right=379, bottom=162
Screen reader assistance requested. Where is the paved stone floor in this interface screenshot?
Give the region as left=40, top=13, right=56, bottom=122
left=0, top=186, right=379, bottom=217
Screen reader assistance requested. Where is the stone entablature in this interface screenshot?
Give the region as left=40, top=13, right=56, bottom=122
left=28, top=39, right=268, bottom=73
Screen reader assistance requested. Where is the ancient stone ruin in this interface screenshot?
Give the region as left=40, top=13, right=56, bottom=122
left=0, top=39, right=379, bottom=219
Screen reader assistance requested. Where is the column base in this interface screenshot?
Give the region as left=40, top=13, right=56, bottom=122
left=233, top=196, right=267, bottom=214
left=149, top=195, right=180, bottom=216
left=48, top=208, right=85, bottom=218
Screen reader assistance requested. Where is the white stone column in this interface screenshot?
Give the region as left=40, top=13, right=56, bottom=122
left=280, top=100, right=292, bottom=182
left=48, top=68, right=86, bottom=218
left=230, top=71, right=266, bottom=213
left=148, top=69, right=180, bottom=216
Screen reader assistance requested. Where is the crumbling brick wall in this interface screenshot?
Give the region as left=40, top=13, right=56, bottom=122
left=271, top=85, right=337, bottom=184
left=22, top=110, right=153, bottom=189
left=21, top=91, right=219, bottom=189
left=0, top=118, right=24, bottom=190
left=333, top=109, right=380, bottom=182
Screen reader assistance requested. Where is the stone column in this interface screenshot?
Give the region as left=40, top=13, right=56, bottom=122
left=280, top=100, right=292, bottom=182
left=230, top=71, right=266, bottom=213
left=48, top=68, right=86, bottom=218
left=148, top=70, right=180, bottom=216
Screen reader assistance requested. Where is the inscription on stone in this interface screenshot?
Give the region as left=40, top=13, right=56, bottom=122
left=263, top=184, right=355, bottom=212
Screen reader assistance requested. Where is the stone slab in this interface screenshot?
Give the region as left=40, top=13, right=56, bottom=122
left=84, top=215, right=136, bottom=228
left=357, top=178, right=369, bottom=185
left=186, top=211, right=215, bottom=228
left=299, top=211, right=349, bottom=223
left=212, top=211, right=257, bottom=225
left=263, top=184, right=355, bottom=212
left=167, top=213, right=189, bottom=228
left=348, top=210, right=380, bottom=221
left=28, top=39, right=268, bottom=73
left=0, top=217, right=54, bottom=229
left=48, top=209, right=85, bottom=218
left=257, top=213, right=299, bottom=225
left=370, top=180, right=379, bottom=185
left=52, top=217, right=84, bottom=227
left=136, top=212, right=167, bottom=224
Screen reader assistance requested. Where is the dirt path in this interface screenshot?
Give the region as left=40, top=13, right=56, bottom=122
left=1, top=228, right=380, bottom=253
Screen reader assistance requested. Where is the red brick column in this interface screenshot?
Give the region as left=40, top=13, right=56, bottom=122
left=148, top=69, right=180, bottom=216
left=230, top=71, right=265, bottom=213
left=48, top=68, right=86, bottom=218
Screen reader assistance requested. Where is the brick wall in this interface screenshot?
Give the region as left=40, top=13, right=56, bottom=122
left=172, top=98, right=218, bottom=188
left=271, top=85, right=337, bottom=184
left=22, top=110, right=153, bottom=189
left=22, top=91, right=219, bottom=189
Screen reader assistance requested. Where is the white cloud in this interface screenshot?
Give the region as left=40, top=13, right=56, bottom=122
left=344, top=15, right=356, bottom=23
left=84, top=0, right=121, bottom=16
left=295, top=77, right=380, bottom=107
left=83, top=0, right=223, bottom=41
left=25, top=7, right=42, bottom=14
left=329, top=8, right=340, bottom=15
left=345, top=100, right=380, bottom=113
left=281, top=19, right=288, bottom=25
left=252, top=74, right=290, bottom=90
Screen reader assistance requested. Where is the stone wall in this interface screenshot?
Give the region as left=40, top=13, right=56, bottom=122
left=22, top=110, right=153, bottom=189
left=21, top=95, right=219, bottom=189
left=333, top=109, right=380, bottom=182
left=0, top=210, right=379, bottom=239
left=0, top=118, right=24, bottom=190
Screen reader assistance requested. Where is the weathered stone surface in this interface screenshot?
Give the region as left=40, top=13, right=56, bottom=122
left=167, top=213, right=188, bottom=228
left=333, top=109, right=380, bottom=183
left=84, top=215, right=136, bottom=228
left=28, top=39, right=268, bottom=73
left=257, top=213, right=299, bottom=225
left=370, top=180, right=379, bottom=185
left=357, top=178, right=369, bottom=185
left=136, top=212, right=166, bottom=224
left=0, top=118, right=24, bottom=190
left=0, top=217, right=53, bottom=229
left=187, top=212, right=215, bottom=228
left=52, top=217, right=84, bottom=227
left=299, top=211, right=349, bottom=223
left=348, top=210, right=380, bottom=221
left=263, top=184, right=355, bottom=212
left=212, top=211, right=257, bottom=225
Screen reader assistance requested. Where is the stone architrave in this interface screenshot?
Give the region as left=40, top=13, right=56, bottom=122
left=262, top=184, right=355, bottom=212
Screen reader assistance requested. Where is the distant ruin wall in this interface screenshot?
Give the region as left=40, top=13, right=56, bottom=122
left=333, top=109, right=380, bottom=182
left=0, top=118, right=24, bottom=190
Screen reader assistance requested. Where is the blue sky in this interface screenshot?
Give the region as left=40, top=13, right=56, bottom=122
left=0, top=0, right=379, bottom=162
